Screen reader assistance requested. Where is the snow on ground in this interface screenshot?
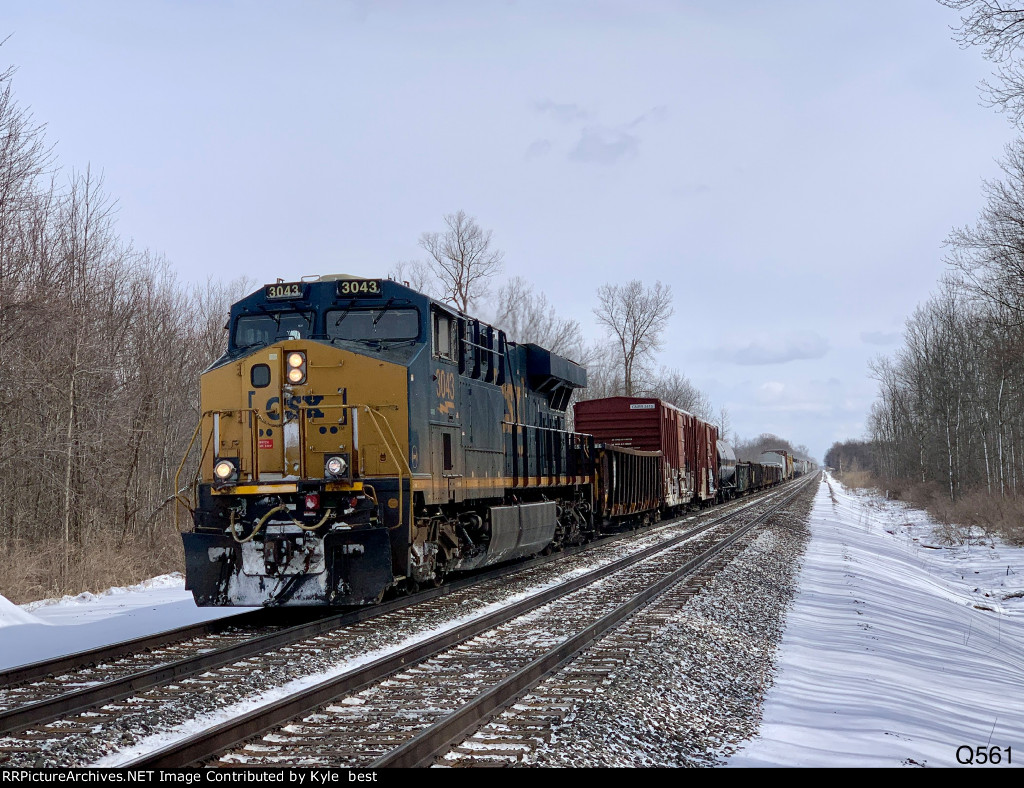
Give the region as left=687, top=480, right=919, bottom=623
left=0, top=596, right=42, bottom=629
left=730, top=472, right=1024, bottom=768
left=2, top=474, right=1023, bottom=767
left=0, top=574, right=246, bottom=671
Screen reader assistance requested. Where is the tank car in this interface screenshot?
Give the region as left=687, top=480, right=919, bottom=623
left=716, top=440, right=737, bottom=501
left=178, top=275, right=592, bottom=607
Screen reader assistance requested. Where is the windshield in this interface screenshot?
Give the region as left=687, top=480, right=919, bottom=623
left=234, top=312, right=314, bottom=350
left=326, top=308, right=419, bottom=342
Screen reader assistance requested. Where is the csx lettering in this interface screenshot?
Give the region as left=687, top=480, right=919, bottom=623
left=436, top=369, right=455, bottom=401
left=265, top=395, right=325, bottom=421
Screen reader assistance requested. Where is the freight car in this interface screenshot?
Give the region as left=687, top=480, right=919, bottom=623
left=734, top=460, right=783, bottom=495
left=716, top=440, right=737, bottom=502
left=757, top=449, right=795, bottom=481
left=177, top=274, right=806, bottom=608
left=574, top=396, right=719, bottom=518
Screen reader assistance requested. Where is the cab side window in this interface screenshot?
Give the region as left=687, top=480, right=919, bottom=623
left=433, top=310, right=456, bottom=361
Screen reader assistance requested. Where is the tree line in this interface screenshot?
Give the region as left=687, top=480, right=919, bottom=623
left=0, top=64, right=245, bottom=601
left=823, top=1, right=1024, bottom=543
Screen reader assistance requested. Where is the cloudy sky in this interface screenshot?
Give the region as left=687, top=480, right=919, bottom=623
left=2, top=0, right=1015, bottom=460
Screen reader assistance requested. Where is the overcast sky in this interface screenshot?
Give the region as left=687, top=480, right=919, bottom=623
left=2, top=0, right=1015, bottom=460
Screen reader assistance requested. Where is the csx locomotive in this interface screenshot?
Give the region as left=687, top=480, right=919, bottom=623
left=180, top=274, right=596, bottom=606
left=179, top=274, right=798, bottom=607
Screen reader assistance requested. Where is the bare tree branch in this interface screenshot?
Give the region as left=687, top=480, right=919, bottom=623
left=939, top=1, right=1024, bottom=125
left=494, top=276, right=586, bottom=359
left=418, top=210, right=504, bottom=313
left=593, top=279, right=673, bottom=396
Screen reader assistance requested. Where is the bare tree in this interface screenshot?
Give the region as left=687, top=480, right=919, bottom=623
left=576, top=340, right=624, bottom=401
left=945, top=139, right=1024, bottom=323
left=190, top=275, right=253, bottom=371
left=718, top=405, right=732, bottom=441
left=593, top=279, right=673, bottom=396
left=939, top=1, right=1024, bottom=126
left=493, top=276, right=586, bottom=359
left=387, top=259, right=437, bottom=298
left=641, top=365, right=712, bottom=420
left=418, top=210, right=504, bottom=313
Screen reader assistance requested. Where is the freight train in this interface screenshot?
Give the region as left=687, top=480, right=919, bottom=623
left=178, top=275, right=807, bottom=607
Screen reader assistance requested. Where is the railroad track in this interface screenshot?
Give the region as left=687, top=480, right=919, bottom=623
left=0, top=477, right=810, bottom=768
left=0, top=524, right=673, bottom=737
left=131, top=476, right=815, bottom=768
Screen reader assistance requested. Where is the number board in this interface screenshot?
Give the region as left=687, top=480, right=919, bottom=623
left=336, top=279, right=382, bottom=297
left=265, top=283, right=305, bottom=300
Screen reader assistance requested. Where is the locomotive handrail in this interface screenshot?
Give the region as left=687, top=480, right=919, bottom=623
left=501, top=420, right=590, bottom=436
left=176, top=403, right=412, bottom=533
left=173, top=418, right=204, bottom=533
left=173, top=418, right=218, bottom=533
left=359, top=404, right=414, bottom=530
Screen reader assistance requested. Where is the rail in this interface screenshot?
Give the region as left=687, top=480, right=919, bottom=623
left=124, top=474, right=816, bottom=768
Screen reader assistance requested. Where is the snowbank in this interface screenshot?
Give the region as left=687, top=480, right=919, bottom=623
left=0, top=572, right=246, bottom=671
left=0, top=594, right=45, bottom=628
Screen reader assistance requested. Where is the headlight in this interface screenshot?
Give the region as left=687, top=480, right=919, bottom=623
left=213, top=458, right=238, bottom=484
left=325, top=455, right=348, bottom=478
left=285, top=351, right=306, bottom=384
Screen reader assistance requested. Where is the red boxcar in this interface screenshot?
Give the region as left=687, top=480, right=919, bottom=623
left=574, top=396, right=719, bottom=509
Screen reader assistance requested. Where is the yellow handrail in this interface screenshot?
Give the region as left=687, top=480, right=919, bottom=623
left=360, top=405, right=414, bottom=530
left=177, top=402, right=412, bottom=532
left=173, top=418, right=205, bottom=532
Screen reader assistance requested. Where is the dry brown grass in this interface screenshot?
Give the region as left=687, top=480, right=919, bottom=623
left=832, top=471, right=1024, bottom=546
left=0, top=526, right=184, bottom=606
left=929, top=488, right=1024, bottom=547
left=843, top=472, right=1024, bottom=548
left=835, top=470, right=876, bottom=490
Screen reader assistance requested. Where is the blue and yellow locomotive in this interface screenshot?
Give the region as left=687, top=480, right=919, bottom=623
left=179, top=275, right=592, bottom=606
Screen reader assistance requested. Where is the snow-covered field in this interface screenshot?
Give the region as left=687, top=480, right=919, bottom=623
left=0, top=574, right=244, bottom=671
left=1, top=473, right=1022, bottom=767
left=731, top=473, right=1024, bottom=767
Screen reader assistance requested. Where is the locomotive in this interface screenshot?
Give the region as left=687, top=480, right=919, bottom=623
left=178, top=274, right=799, bottom=608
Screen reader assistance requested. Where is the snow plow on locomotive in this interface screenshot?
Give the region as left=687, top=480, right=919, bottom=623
left=177, top=274, right=807, bottom=608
